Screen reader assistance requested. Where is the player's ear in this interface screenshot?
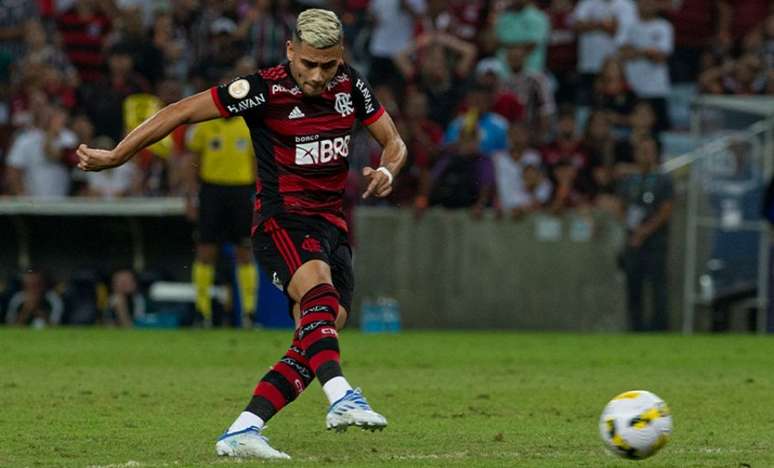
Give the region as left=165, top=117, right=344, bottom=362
left=286, top=40, right=294, bottom=62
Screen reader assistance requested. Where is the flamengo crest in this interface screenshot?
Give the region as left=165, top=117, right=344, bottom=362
left=334, top=93, right=354, bottom=117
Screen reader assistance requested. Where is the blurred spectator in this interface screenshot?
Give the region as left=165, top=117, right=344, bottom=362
left=763, top=15, right=774, bottom=71
left=700, top=52, right=766, bottom=95
left=84, top=136, right=141, bottom=198
left=374, top=84, right=401, bottom=117
left=665, top=0, right=724, bottom=83
left=106, top=269, right=146, bottom=327
left=67, top=111, right=94, bottom=192
left=422, top=111, right=494, bottom=217
left=233, top=55, right=258, bottom=78
left=444, top=81, right=509, bottom=156
left=191, top=17, right=244, bottom=87
left=546, top=0, right=578, bottom=104
left=615, top=101, right=659, bottom=169
left=333, top=0, right=371, bottom=65
left=77, top=42, right=150, bottom=142
left=425, top=0, right=489, bottom=44
left=21, top=19, right=79, bottom=88
left=5, top=104, right=76, bottom=197
left=592, top=57, right=637, bottom=134
left=541, top=106, right=593, bottom=193
left=719, top=0, right=771, bottom=45
left=5, top=270, right=64, bottom=328
left=501, top=43, right=556, bottom=143
left=582, top=110, right=622, bottom=204
left=495, top=0, right=550, bottom=73
left=572, top=0, right=637, bottom=105
left=390, top=90, right=442, bottom=208
left=150, top=10, right=192, bottom=82
left=396, top=31, right=477, bottom=86
left=547, top=159, right=589, bottom=214
left=55, top=0, right=111, bottom=83
left=235, top=0, right=295, bottom=69
left=617, top=136, right=673, bottom=331
left=368, top=0, right=427, bottom=93
left=0, top=1, right=39, bottom=67
left=108, top=4, right=165, bottom=86
left=185, top=0, right=232, bottom=68
left=475, top=58, right=525, bottom=124
left=396, top=31, right=476, bottom=127
left=8, top=71, right=44, bottom=129
left=493, top=123, right=552, bottom=219
left=157, top=77, right=194, bottom=195
left=618, top=0, right=674, bottom=133
left=41, top=64, right=79, bottom=111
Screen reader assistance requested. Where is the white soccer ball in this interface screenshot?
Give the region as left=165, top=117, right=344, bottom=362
left=599, top=390, right=672, bottom=460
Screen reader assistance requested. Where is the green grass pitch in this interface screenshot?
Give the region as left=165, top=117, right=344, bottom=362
left=1, top=329, right=773, bottom=467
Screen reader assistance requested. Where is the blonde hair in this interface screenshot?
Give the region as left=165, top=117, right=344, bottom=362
left=294, top=9, right=342, bottom=49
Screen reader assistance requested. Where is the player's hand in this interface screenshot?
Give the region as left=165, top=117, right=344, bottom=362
left=76, top=144, right=121, bottom=172
left=361, top=166, right=393, bottom=199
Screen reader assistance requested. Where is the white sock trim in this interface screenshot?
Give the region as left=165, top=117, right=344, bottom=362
left=322, top=376, right=353, bottom=405
left=228, top=411, right=265, bottom=433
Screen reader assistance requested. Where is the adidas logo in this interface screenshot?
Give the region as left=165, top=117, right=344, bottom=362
left=288, top=106, right=305, bottom=119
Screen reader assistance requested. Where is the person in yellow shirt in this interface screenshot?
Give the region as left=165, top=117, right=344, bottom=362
left=186, top=113, right=257, bottom=326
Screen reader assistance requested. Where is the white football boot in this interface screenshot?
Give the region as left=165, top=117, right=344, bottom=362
left=326, top=388, right=388, bottom=432
left=215, top=426, right=291, bottom=459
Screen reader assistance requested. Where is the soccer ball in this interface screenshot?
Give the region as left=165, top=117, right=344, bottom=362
left=599, top=390, right=672, bottom=460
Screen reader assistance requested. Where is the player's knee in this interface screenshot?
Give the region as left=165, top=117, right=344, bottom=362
left=288, top=260, right=332, bottom=301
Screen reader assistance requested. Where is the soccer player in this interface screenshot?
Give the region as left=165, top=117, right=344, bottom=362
left=76, top=9, right=407, bottom=460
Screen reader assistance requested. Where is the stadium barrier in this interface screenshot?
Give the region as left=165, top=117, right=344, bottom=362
left=0, top=199, right=636, bottom=330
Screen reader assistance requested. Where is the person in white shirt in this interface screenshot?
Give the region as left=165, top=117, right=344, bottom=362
left=5, top=104, right=76, bottom=197
left=618, top=0, right=674, bottom=132
left=84, top=136, right=141, bottom=198
left=493, top=123, right=553, bottom=219
left=368, top=0, right=426, bottom=92
left=572, top=0, right=637, bottom=104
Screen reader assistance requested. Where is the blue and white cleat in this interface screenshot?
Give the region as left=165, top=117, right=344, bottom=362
left=326, top=388, right=388, bottom=432
left=215, top=426, right=291, bottom=459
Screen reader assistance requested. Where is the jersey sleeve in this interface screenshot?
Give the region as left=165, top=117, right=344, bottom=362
left=210, top=74, right=269, bottom=118
left=348, top=65, right=384, bottom=126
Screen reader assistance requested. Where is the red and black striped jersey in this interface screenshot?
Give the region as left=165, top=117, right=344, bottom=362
left=210, top=62, right=384, bottom=232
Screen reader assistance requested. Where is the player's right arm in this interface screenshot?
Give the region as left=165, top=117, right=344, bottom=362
left=77, top=90, right=221, bottom=172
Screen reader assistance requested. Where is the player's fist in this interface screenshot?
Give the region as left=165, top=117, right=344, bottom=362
left=361, top=166, right=393, bottom=199
left=76, top=144, right=121, bottom=172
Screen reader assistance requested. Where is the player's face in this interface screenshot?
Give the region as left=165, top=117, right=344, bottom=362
left=287, top=40, right=344, bottom=96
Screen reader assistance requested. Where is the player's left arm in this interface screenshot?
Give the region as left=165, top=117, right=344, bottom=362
left=362, top=111, right=407, bottom=199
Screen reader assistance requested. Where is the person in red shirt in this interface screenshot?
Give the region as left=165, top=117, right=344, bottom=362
left=55, top=0, right=111, bottom=83
left=541, top=108, right=589, bottom=173
left=541, top=107, right=594, bottom=202
left=665, top=0, right=724, bottom=83
left=390, top=89, right=443, bottom=209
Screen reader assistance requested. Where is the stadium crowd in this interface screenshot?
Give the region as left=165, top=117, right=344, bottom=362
left=1, top=0, right=772, bottom=328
